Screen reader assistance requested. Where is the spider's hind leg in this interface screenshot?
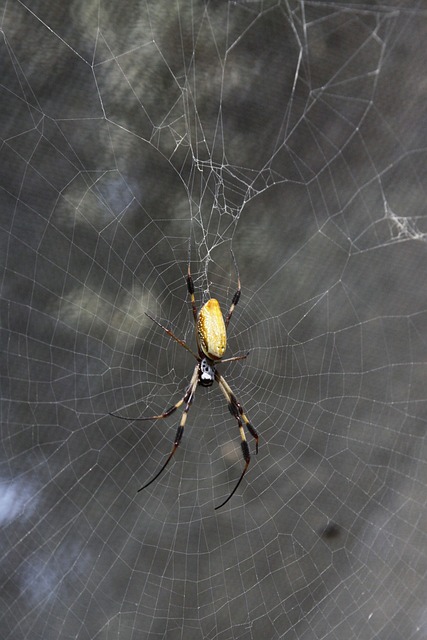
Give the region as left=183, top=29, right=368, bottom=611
left=187, top=260, right=198, bottom=325
left=224, top=250, right=241, bottom=329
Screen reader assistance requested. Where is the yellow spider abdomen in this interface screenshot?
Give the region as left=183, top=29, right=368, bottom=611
left=197, top=298, right=226, bottom=360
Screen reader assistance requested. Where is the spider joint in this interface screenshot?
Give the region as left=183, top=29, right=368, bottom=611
left=228, top=401, right=240, bottom=419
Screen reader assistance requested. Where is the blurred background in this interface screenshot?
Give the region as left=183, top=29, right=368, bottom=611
left=1, top=1, right=427, bottom=638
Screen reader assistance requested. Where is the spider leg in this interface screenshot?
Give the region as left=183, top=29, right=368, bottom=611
left=187, top=260, right=198, bottom=325
left=220, top=352, right=249, bottom=364
left=137, top=364, right=199, bottom=493
left=224, top=249, right=241, bottom=329
left=145, top=311, right=198, bottom=359
left=109, top=396, right=186, bottom=422
left=216, top=372, right=259, bottom=452
left=214, top=372, right=259, bottom=509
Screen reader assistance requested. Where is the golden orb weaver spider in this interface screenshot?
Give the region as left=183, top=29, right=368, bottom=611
left=110, top=251, right=259, bottom=510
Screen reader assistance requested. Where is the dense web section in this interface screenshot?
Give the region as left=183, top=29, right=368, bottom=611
left=2, top=1, right=427, bottom=638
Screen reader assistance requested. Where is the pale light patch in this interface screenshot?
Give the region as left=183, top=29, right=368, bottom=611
left=54, top=284, right=158, bottom=350
left=0, top=481, right=37, bottom=526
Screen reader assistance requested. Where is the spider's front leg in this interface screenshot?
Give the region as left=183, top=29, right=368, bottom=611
left=214, top=371, right=259, bottom=509
left=137, top=364, right=199, bottom=492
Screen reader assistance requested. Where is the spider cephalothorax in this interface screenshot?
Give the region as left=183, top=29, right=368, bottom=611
left=199, top=357, right=216, bottom=387
left=110, top=251, right=259, bottom=509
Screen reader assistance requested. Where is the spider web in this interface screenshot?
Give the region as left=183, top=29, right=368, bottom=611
left=2, top=1, right=427, bottom=638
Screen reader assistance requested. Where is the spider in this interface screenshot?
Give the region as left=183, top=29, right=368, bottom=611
left=110, top=252, right=259, bottom=510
